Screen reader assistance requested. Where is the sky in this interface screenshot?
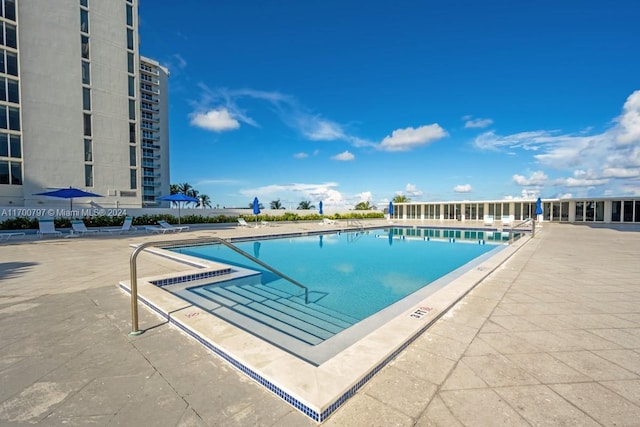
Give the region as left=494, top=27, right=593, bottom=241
left=138, top=0, right=640, bottom=210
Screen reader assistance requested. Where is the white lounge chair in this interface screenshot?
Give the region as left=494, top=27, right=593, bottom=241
left=483, top=215, right=494, bottom=226
left=102, top=216, right=137, bottom=234
left=71, top=220, right=101, bottom=236
left=501, top=215, right=513, bottom=226
left=37, top=218, right=62, bottom=238
left=260, top=220, right=272, bottom=227
left=158, top=220, right=189, bottom=232
left=0, top=232, right=26, bottom=241
left=319, top=218, right=336, bottom=225
left=237, top=218, right=249, bottom=228
left=145, top=225, right=165, bottom=234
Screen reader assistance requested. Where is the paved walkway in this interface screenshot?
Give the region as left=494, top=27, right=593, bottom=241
left=1, top=221, right=639, bottom=426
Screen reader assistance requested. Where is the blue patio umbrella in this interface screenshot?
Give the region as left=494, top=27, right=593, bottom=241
left=34, top=186, right=103, bottom=211
left=252, top=197, right=261, bottom=227
left=388, top=201, right=394, bottom=218
left=319, top=201, right=323, bottom=215
left=535, top=197, right=543, bottom=216
left=158, top=193, right=199, bottom=224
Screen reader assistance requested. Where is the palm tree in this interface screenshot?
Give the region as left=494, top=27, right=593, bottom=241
left=354, top=201, right=373, bottom=210
left=177, top=182, right=193, bottom=195
left=393, top=195, right=411, bottom=203
left=197, top=194, right=212, bottom=208
left=297, top=200, right=315, bottom=210
left=249, top=201, right=264, bottom=209
left=170, top=184, right=180, bottom=195
left=270, top=199, right=285, bottom=209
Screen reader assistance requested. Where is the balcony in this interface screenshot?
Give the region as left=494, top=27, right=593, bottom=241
left=140, top=85, right=160, bottom=95
left=142, top=142, right=161, bottom=150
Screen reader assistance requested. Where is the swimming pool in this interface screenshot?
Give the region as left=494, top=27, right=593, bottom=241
left=165, top=228, right=502, bottom=364
left=122, top=224, right=528, bottom=422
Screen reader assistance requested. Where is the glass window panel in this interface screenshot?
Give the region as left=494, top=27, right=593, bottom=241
left=552, top=202, right=561, bottom=221
left=83, top=113, right=91, bottom=136
left=82, top=61, right=90, bottom=84
left=129, top=122, right=136, bottom=143
left=0, top=133, right=7, bottom=156
left=80, top=9, right=89, bottom=33
left=127, top=28, right=134, bottom=50
left=129, top=99, right=135, bottom=120
left=7, top=78, right=18, bottom=103
left=561, top=202, right=569, bottom=221
left=0, top=160, right=8, bottom=183
left=0, top=22, right=4, bottom=46
left=585, top=201, right=595, bottom=221
left=10, top=161, right=20, bottom=184
left=612, top=201, right=621, bottom=222
left=81, top=35, right=89, bottom=59
left=635, top=201, right=640, bottom=223
left=595, top=201, right=604, bottom=221
left=128, top=76, right=135, bottom=97
left=81, top=0, right=88, bottom=6
left=129, top=146, right=136, bottom=166
left=85, top=164, right=93, bottom=186
left=8, top=106, right=19, bottom=130
left=84, top=139, right=92, bottom=161
left=126, top=5, right=133, bottom=26
left=623, top=201, right=633, bottom=222
left=6, top=51, right=17, bottom=75
left=130, top=169, right=137, bottom=189
left=0, top=106, right=5, bottom=129
left=0, top=76, right=5, bottom=101
left=543, top=203, right=550, bottom=220
left=82, top=87, right=91, bottom=110
left=128, top=52, right=134, bottom=73
left=5, top=23, right=16, bottom=48
left=5, top=0, right=16, bottom=21
left=502, top=203, right=509, bottom=215
left=9, top=134, right=19, bottom=157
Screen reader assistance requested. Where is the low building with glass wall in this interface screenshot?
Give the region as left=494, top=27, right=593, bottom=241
left=391, top=198, right=640, bottom=224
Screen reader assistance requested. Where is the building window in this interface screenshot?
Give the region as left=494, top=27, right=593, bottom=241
left=6, top=50, right=18, bottom=75
left=85, top=164, right=93, bottom=186
left=0, top=132, right=6, bottom=156
left=0, top=160, right=8, bottom=183
left=80, top=9, right=89, bottom=33
left=0, top=77, right=5, bottom=101
left=126, top=28, right=134, bottom=50
left=81, top=35, right=90, bottom=59
left=10, top=160, right=20, bottom=184
left=4, top=22, right=17, bottom=48
left=128, top=99, right=135, bottom=120
left=7, top=106, right=18, bottom=130
left=82, top=61, right=90, bottom=84
left=80, top=0, right=88, bottom=6
left=7, top=77, right=18, bottom=103
left=128, top=76, right=135, bottom=97
left=2, top=0, right=16, bottom=21
left=130, top=169, right=137, bottom=189
left=129, top=122, right=136, bottom=143
left=84, top=138, right=92, bottom=161
left=128, top=52, right=134, bottom=73
left=9, top=133, right=19, bottom=157
left=126, top=4, right=133, bottom=27
left=83, top=113, right=91, bottom=136
left=129, top=146, right=136, bottom=166
left=82, top=87, right=91, bottom=111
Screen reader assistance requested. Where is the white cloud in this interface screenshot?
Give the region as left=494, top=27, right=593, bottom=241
left=332, top=151, right=355, bottom=161
left=190, top=108, right=240, bottom=132
left=355, top=191, right=372, bottom=202
left=601, top=167, right=640, bottom=178
left=512, top=171, right=548, bottom=186
left=296, top=117, right=345, bottom=141
left=615, top=90, right=640, bottom=145
left=464, top=117, right=494, bottom=129
left=404, top=183, right=423, bottom=197
left=554, top=177, right=609, bottom=187
left=378, top=124, right=448, bottom=152
left=293, top=152, right=308, bottom=159
left=453, top=184, right=473, bottom=193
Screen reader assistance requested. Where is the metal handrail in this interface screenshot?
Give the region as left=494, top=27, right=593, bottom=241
left=507, top=218, right=534, bottom=242
left=128, top=236, right=309, bottom=336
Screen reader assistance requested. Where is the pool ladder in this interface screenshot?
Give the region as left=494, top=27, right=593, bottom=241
left=128, top=236, right=310, bottom=336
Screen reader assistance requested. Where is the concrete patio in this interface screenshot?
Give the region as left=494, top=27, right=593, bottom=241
left=1, top=220, right=639, bottom=426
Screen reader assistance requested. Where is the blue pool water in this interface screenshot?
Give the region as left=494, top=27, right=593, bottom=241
left=172, top=228, right=499, bottom=322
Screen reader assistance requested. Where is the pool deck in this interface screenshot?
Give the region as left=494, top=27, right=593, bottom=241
left=1, top=220, right=640, bottom=426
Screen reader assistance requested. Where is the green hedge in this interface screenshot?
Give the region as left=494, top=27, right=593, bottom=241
left=0, top=212, right=385, bottom=230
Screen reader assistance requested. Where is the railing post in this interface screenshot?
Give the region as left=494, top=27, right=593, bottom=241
left=128, top=243, right=148, bottom=336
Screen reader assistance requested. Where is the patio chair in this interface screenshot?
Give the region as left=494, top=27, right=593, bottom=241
left=319, top=218, right=336, bottom=225
left=71, top=220, right=101, bottom=236
left=37, top=218, right=62, bottom=238
left=0, top=232, right=26, bottom=241
left=483, top=215, right=494, bottom=226
left=237, top=218, right=249, bottom=228
left=260, top=220, right=272, bottom=227
left=158, top=220, right=189, bottom=232
left=101, top=216, right=137, bottom=234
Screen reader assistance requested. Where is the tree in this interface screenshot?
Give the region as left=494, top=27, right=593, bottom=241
left=177, top=182, right=193, bottom=195
left=249, top=201, right=264, bottom=209
left=393, top=195, right=411, bottom=203
left=270, top=199, right=285, bottom=209
left=297, top=200, right=315, bottom=210
left=354, top=201, right=373, bottom=210
left=197, top=194, right=212, bottom=208
left=170, top=184, right=180, bottom=195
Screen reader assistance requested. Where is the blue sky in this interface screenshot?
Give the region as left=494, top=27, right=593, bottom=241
left=139, top=0, right=640, bottom=210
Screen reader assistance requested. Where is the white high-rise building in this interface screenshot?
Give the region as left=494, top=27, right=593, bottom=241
left=0, top=0, right=170, bottom=209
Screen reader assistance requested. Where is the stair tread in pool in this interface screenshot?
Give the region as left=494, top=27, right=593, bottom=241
left=262, top=299, right=353, bottom=331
